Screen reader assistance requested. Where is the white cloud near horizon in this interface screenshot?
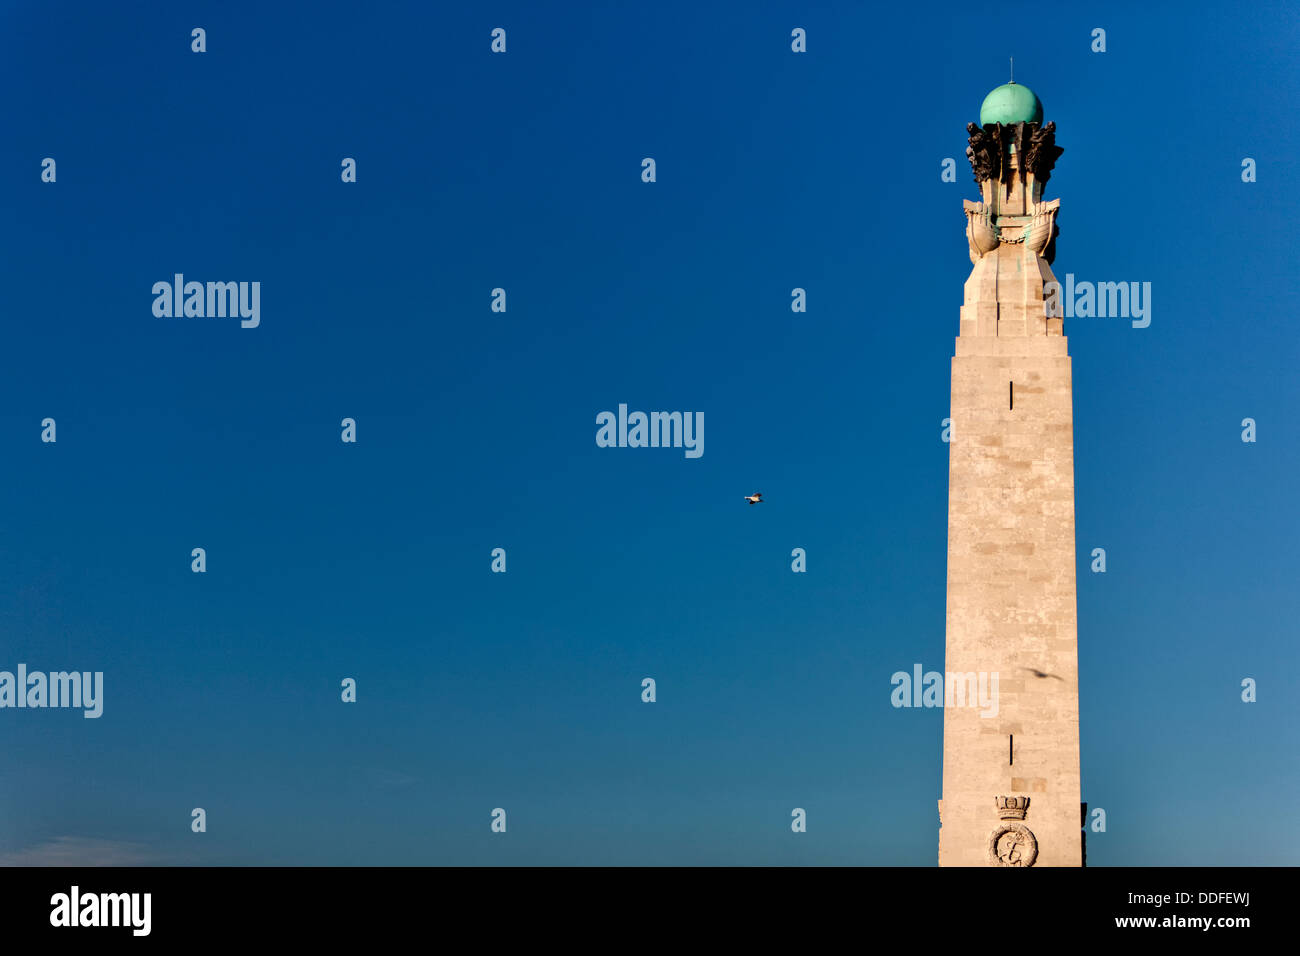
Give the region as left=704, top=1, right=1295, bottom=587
left=0, top=836, right=167, bottom=867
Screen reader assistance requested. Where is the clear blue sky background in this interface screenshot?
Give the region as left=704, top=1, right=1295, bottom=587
left=1, top=0, right=1296, bottom=865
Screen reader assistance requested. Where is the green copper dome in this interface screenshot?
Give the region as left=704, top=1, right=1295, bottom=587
left=979, top=82, right=1043, bottom=126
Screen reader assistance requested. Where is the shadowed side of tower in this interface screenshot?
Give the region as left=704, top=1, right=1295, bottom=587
left=938, top=83, right=1082, bottom=867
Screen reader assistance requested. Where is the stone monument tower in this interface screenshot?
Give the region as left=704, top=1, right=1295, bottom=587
left=937, top=81, right=1083, bottom=867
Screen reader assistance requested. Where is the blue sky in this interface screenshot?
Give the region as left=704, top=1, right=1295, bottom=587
left=1, top=0, right=1296, bottom=865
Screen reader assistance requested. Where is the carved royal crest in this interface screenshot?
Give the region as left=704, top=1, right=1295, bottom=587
left=988, top=824, right=1038, bottom=867
left=994, top=795, right=1030, bottom=821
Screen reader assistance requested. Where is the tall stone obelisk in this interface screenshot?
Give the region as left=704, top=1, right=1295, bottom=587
left=937, top=82, right=1082, bottom=867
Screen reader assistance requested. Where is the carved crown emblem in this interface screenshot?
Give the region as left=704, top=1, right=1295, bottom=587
left=995, top=795, right=1030, bottom=821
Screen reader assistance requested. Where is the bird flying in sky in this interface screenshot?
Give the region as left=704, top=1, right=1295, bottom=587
left=744, top=493, right=763, bottom=505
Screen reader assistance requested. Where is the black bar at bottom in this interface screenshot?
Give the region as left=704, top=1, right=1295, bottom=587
left=0, top=865, right=1279, bottom=943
